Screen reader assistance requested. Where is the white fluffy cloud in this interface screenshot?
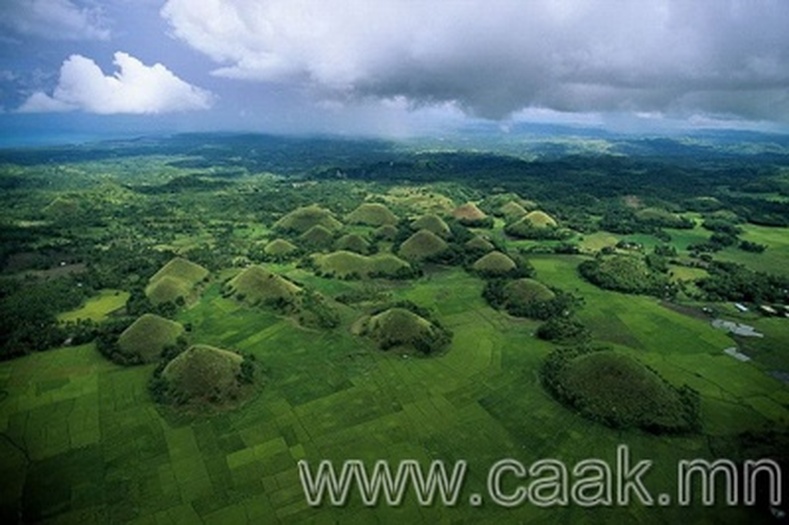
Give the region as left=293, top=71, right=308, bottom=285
left=161, top=0, right=789, bottom=121
left=19, top=52, right=214, bottom=114
left=0, top=0, right=110, bottom=40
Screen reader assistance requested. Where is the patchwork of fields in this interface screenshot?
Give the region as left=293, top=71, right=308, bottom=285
left=1, top=261, right=785, bottom=523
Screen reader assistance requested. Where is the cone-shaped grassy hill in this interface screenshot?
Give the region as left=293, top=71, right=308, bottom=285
left=227, top=265, right=301, bottom=305
left=264, top=238, right=299, bottom=257
left=346, top=203, right=398, bottom=226
left=145, top=257, right=208, bottom=305
left=499, top=201, right=529, bottom=220
left=359, top=307, right=451, bottom=353
left=398, top=229, right=448, bottom=261
left=372, top=224, right=399, bottom=241
left=504, top=278, right=556, bottom=305
left=465, top=236, right=495, bottom=252
left=451, top=202, right=487, bottom=224
left=299, top=224, right=335, bottom=249
left=274, top=204, right=342, bottom=234
left=505, top=210, right=559, bottom=238
left=117, top=314, right=184, bottom=363
left=313, top=251, right=412, bottom=279
left=523, top=210, right=558, bottom=228
left=410, top=214, right=451, bottom=238
left=160, top=345, right=246, bottom=406
left=472, top=251, right=516, bottom=275
left=334, top=233, right=370, bottom=254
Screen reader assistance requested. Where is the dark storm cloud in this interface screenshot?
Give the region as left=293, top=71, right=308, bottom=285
left=161, top=0, right=789, bottom=122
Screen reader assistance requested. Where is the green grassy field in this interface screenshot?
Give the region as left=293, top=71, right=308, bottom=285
left=716, top=224, right=789, bottom=277
left=57, top=289, right=130, bottom=322
left=2, top=264, right=784, bottom=523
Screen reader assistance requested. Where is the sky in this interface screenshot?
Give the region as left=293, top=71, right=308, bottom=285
left=0, top=0, right=788, bottom=144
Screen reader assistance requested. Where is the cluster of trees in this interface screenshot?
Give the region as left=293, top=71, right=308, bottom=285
left=578, top=257, right=677, bottom=298
left=696, top=262, right=789, bottom=303
left=599, top=208, right=693, bottom=235
left=689, top=216, right=769, bottom=255
left=0, top=276, right=93, bottom=359
left=536, top=317, right=590, bottom=344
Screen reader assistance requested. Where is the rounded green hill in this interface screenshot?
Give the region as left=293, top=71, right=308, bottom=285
left=274, top=204, right=342, bottom=234
left=398, top=229, right=448, bottom=261
left=227, top=265, right=301, bottom=305
left=313, top=251, right=412, bottom=279
left=452, top=202, right=487, bottom=224
left=334, top=233, right=370, bottom=254
left=346, top=203, right=398, bottom=226
left=523, top=210, right=558, bottom=228
left=158, top=345, right=257, bottom=409
left=264, top=238, right=299, bottom=257
left=145, top=257, right=209, bottom=305
left=118, top=314, right=184, bottom=363
left=465, top=235, right=495, bottom=252
left=146, top=276, right=191, bottom=306
left=299, top=224, right=336, bottom=249
left=410, top=214, right=451, bottom=238
left=499, top=201, right=529, bottom=220
left=359, top=307, right=451, bottom=354
left=544, top=349, right=698, bottom=432
left=372, top=224, right=399, bottom=241
left=472, top=251, right=516, bottom=275
left=504, top=278, right=556, bottom=304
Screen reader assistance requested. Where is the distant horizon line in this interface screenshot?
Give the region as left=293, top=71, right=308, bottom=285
left=1, top=123, right=788, bottom=150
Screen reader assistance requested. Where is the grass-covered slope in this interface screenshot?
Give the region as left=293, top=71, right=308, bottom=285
left=226, top=265, right=301, bottom=306
left=410, top=214, right=451, bottom=238
left=523, top=210, right=558, bottom=228
left=264, top=238, right=299, bottom=258
left=357, top=305, right=451, bottom=354
left=117, top=314, right=184, bottom=363
left=499, top=201, right=529, bottom=220
left=274, top=204, right=342, bottom=234
left=505, top=210, right=566, bottom=240
left=149, top=257, right=209, bottom=285
left=465, top=236, right=495, bottom=252
left=313, top=251, right=413, bottom=279
left=372, top=224, right=399, bottom=241
left=145, top=257, right=209, bottom=305
left=346, top=203, right=398, bottom=226
left=299, top=224, right=336, bottom=249
left=451, top=202, right=488, bottom=225
left=504, top=278, right=556, bottom=303
left=471, top=251, right=516, bottom=275
left=334, top=233, right=371, bottom=254
left=155, top=344, right=256, bottom=409
left=398, top=229, right=448, bottom=261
